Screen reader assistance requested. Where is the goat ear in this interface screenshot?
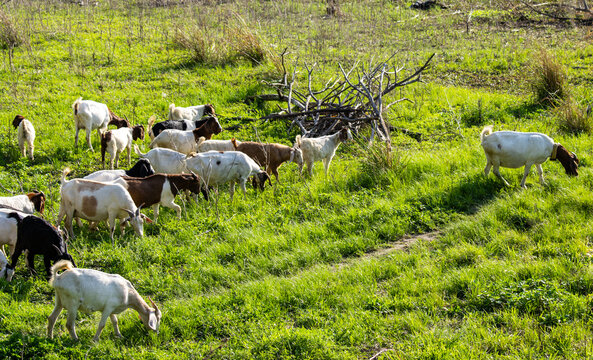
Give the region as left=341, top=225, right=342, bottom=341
left=148, top=313, right=158, bottom=331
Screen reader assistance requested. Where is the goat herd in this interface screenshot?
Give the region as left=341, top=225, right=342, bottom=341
left=0, top=98, right=354, bottom=342
left=0, top=97, right=582, bottom=342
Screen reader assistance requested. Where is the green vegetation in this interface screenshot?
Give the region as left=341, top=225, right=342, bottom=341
left=0, top=0, right=592, bottom=359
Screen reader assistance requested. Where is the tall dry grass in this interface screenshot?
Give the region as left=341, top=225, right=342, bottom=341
left=529, top=49, right=567, bottom=107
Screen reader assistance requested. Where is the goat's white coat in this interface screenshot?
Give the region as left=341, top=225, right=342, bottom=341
left=103, top=127, right=137, bottom=169
left=48, top=261, right=161, bottom=341
left=0, top=209, right=22, bottom=259
left=197, top=138, right=241, bottom=152
left=84, top=170, right=130, bottom=182
left=168, top=103, right=211, bottom=121
left=72, top=98, right=111, bottom=151
left=57, top=169, right=145, bottom=241
left=17, top=119, right=35, bottom=160
left=480, top=126, right=556, bottom=188
left=134, top=146, right=189, bottom=174
left=0, top=195, right=38, bottom=214
left=149, top=129, right=199, bottom=155
left=185, top=151, right=265, bottom=199
left=295, top=129, right=352, bottom=176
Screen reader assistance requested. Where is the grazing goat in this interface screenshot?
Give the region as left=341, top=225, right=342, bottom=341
left=4, top=212, right=75, bottom=282
left=0, top=191, right=46, bottom=215
left=134, top=146, right=189, bottom=174
left=295, top=127, right=352, bottom=176
left=231, top=140, right=303, bottom=182
left=84, top=159, right=155, bottom=182
left=480, top=126, right=579, bottom=188
left=12, top=115, right=35, bottom=160
left=185, top=151, right=271, bottom=200
left=72, top=97, right=127, bottom=151
left=168, top=103, right=215, bottom=122
left=149, top=116, right=222, bottom=154
left=114, top=173, right=208, bottom=222
left=148, top=113, right=213, bottom=140
left=58, top=168, right=150, bottom=242
left=48, top=260, right=161, bottom=342
left=0, top=249, right=6, bottom=279
left=197, top=137, right=241, bottom=152
left=100, top=125, right=145, bottom=169
left=107, top=116, right=130, bottom=128
left=0, top=208, right=26, bottom=260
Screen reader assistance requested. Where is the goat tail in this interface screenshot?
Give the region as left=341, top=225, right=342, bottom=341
left=134, top=144, right=147, bottom=157
left=295, top=135, right=302, bottom=147
left=61, top=167, right=71, bottom=185
left=480, top=125, right=493, bottom=143
left=168, top=103, right=175, bottom=119
left=49, top=260, right=74, bottom=286
left=148, top=115, right=156, bottom=128
left=196, top=136, right=206, bottom=150
left=231, top=138, right=238, bottom=150
left=72, top=97, right=82, bottom=116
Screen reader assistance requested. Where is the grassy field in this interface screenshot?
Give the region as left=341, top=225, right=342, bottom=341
left=0, top=0, right=592, bottom=358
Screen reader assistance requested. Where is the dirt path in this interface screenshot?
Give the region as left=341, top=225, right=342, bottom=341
left=368, top=230, right=441, bottom=258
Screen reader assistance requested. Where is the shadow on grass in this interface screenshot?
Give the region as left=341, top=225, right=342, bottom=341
left=419, top=173, right=507, bottom=215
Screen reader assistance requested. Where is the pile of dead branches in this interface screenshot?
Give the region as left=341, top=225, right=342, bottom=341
left=255, top=51, right=435, bottom=142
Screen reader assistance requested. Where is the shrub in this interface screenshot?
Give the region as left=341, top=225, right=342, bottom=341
left=351, top=137, right=408, bottom=188
left=227, top=17, right=268, bottom=65
left=556, top=98, right=592, bottom=134
left=173, top=26, right=223, bottom=65
left=173, top=16, right=268, bottom=66
left=0, top=10, right=23, bottom=51
left=529, top=49, right=567, bottom=107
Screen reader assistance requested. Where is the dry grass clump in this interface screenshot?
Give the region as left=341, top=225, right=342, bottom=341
left=173, top=15, right=269, bottom=66
left=529, top=50, right=567, bottom=107
left=0, top=10, right=23, bottom=50
left=555, top=98, right=592, bottom=134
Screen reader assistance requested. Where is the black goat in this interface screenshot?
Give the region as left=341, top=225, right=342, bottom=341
left=5, top=213, right=75, bottom=282
left=149, top=117, right=212, bottom=139
left=126, top=158, right=155, bottom=177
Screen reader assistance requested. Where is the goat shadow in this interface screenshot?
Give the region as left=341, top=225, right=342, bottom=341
left=418, top=173, right=507, bottom=215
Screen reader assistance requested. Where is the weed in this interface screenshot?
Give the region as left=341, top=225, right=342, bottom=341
left=529, top=49, right=568, bottom=107
left=555, top=98, right=592, bottom=134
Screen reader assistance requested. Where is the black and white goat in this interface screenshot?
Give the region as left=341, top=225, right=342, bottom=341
left=84, top=159, right=155, bottom=182
left=4, top=212, right=75, bottom=282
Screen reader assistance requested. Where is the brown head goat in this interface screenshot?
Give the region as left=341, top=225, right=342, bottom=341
left=231, top=140, right=303, bottom=183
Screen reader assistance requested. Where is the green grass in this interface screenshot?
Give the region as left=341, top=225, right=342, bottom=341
left=0, top=0, right=592, bottom=359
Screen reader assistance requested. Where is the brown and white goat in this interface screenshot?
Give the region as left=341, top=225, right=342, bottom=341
left=231, top=140, right=303, bottom=182
left=72, top=98, right=127, bottom=151
left=114, top=173, right=208, bottom=222
left=12, top=115, right=35, bottom=160
left=0, top=191, right=45, bottom=215
left=101, top=125, right=145, bottom=169
left=149, top=116, right=222, bottom=154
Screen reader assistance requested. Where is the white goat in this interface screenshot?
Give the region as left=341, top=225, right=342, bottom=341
left=149, top=129, right=200, bottom=154
left=84, top=159, right=155, bottom=182
left=480, top=125, right=579, bottom=188
left=185, top=151, right=271, bottom=200
left=0, top=191, right=46, bottom=215
left=196, top=137, right=241, bottom=152
left=134, top=145, right=189, bottom=174
left=12, top=115, right=35, bottom=160
left=57, top=168, right=150, bottom=242
left=72, top=97, right=126, bottom=151
left=48, top=260, right=161, bottom=342
left=0, top=208, right=26, bottom=259
left=101, top=125, right=145, bottom=169
left=168, top=103, right=215, bottom=121
left=295, top=127, right=352, bottom=176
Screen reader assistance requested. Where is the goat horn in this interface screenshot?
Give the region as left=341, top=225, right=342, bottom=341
left=149, top=296, right=161, bottom=317
left=124, top=209, right=134, bottom=217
